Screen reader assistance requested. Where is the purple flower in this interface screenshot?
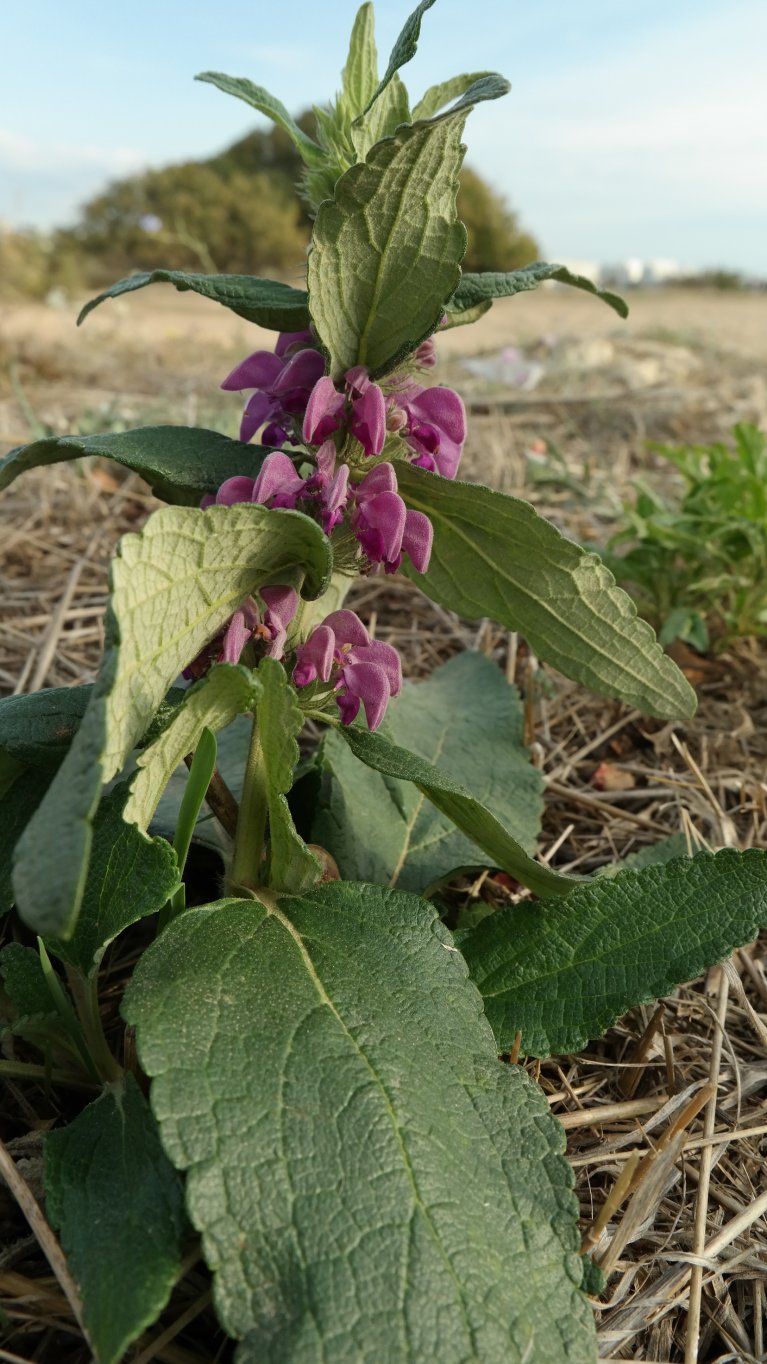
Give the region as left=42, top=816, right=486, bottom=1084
left=185, top=584, right=298, bottom=677
left=389, top=383, right=466, bottom=478
left=351, top=463, right=433, bottom=574
left=222, top=338, right=325, bottom=444
left=303, top=366, right=387, bottom=458
left=302, top=441, right=351, bottom=534
left=293, top=609, right=401, bottom=731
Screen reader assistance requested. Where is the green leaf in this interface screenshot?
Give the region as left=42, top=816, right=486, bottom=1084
left=334, top=721, right=578, bottom=898
left=398, top=463, right=697, bottom=719
left=0, top=426, right=273, bottom=507
left=349, top=72, right=410, bottom=161
left=448, top=263, right=628, bottom=321
left=0, top=686, right=91, bottom=768
left=13, top=503, right=331, bottom=940
left=313, top=653, right=543, bottom=891
left=361, top=0, right=437, bottom=114
left=461, top=849, right=767, bottom=1057
left=0, top=768, right=50, bottom=914
left=45, top=1075, right=188, bottom=1364
left=257, top=659, right=320, bottom=893
left=438, top=299, right=492, bottom=329
left=0, top=941, right=55, bottom=1020
left=412, top=71, right=496, bottom=121
left=308, top=110, right=469, bottom=379
left=77, top=271, right=310, bottom=333
left=126, top=664, right=261, bottom=833
left=196, top=73, right=325, bottom=166
left=341, top=3, right=378, bottom=117
left=48, top=784, right=179, bottom=977
left=123, top=884, right=596, bottom=1362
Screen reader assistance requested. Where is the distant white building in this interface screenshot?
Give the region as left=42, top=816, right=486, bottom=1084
left=602, top=258, right=682, bottom=287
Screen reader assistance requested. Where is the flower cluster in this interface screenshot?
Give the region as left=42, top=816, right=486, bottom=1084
left=292, top=609, right=402, bottom=730
left=183, top=585, right=298, bottom=681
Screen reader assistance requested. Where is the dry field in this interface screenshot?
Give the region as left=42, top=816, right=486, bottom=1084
left=1, top=287, right=767, bottom=1362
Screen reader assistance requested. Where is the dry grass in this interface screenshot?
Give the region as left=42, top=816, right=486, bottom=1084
left=1, top=292, right=766, bottom=1361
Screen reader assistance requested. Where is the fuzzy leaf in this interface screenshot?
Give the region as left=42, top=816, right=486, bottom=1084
left=0, top=687, right=91, bottom=768
left=412, top=71, right=495, bottom=121
left=48, top=785, right=179, bottom=976
left=0, top=768, right=51, bottom=914
left=45, top=1075, right=188, bottom=1364
left=123, top=884, right=596, bottom=1362
left=334, top=721, right=578, bottom=898
left=398, top=464, right=697, bottom=719
left=361, top=0, right=437, bottom=114
left=461, top=850, right=767, bottom=1057
left=313, top=653, right=543, bottom=890
left=341, top=3, right=378, bottom=117
left=126, top=664, right=261, bottom=833
left=13, top=504, right=330, bottom=939
left=0, top=942, right=54, bottom=1020
left=448, top=263, right=628, bottom=320
left=0, top=426, right=272, bottom=507
left=257, top=659, right=320, bottom=893
left=308, top=110, right=469, bottom=379
left=349, top=73, right=410, bottom=161
left=77, top=271, right=310, bottom=333
left=196, top=73, right=324, bottom=166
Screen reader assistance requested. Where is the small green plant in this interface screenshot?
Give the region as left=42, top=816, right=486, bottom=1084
left=2, top=6, right=767, bottom=1362
left=604, top=422, right=767, bottom=651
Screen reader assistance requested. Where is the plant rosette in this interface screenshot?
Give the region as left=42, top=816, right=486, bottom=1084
left=2, top=5, right=766, bottom=1363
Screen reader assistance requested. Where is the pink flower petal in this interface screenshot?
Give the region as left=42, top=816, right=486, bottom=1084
left=293, top=624, right=336, bottom=687
left=221, top=351, right=283, bottom=392
left=322, top=610, right=370, bottom=648
left=401, top=509, right=434, bottom=573
left=215, top=475, right=256, bottom=506
left=338, top=660, right=391, bottom=731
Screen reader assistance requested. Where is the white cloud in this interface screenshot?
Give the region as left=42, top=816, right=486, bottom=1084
left=0, top=128, right=144, bottom=176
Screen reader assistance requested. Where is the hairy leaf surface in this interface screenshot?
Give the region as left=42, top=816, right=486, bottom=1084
left=334, top=722, right=577, bottom=897
left=257, top=659, right=320, bottom=892
left=0, top=686, right=91, bottom=768
left=196, top=74, right=324, bottom=165
left=48, top=785, right=179, bottom=976
left=448, top=263, right=628, bottom=320
left=0, top=769, right=50, bottom=914
left=398, top=464, right=696, bottom=719
left=462, top=849, right=767, bottom=1057
left=77, top=271, right=311, bottom=333
left=361, top=0, right=437, bottom=113
left=0, top=427, right=272, bottom=507
left=313, top=653, right=543, bottom=890
left=13, top=504, right=330, bottom=938
left=341, top=2, right=378, bottom=117
left=124, top=884, right=596, bottom=1362
left=45, top=1075, right=188, bottom=1364
left=308, top=110, right=469, bottom=378
left=412, top=71, right=495, bottom=120
left=126, top=664, right=261, bottom=833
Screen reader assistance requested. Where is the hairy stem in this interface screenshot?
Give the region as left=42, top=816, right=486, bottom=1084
left=66, top=967, right=122, bottom=1085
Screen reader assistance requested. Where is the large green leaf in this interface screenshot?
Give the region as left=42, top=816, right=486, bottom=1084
left=333, top=721, right=578, bottom=898
left=257, top=659, right=320, bottom=893
left=412, top=72, right=495, bottom=121
left=361, top=0, right=437, bottom=114
left=77, top=271, right=310, bottom=333
left=308, top=109, right=469, bottom=379
left=0, top=426, right=271, bottom=507
left=448, top=263, right=628, bottom=321
left=313, top=653, right=543, bottom=890
left=123, top=884, right=596, bottom=1362
left=48, top=784, right=179, bottom=977
left=125, top=664, right=261, bottom=833
left=196, top=73, right=325, bottom=166
left=1, top=768, right=52, bottom=913
left=45, top=1074, right=188, bottom=1364
left=340, top=2, right=378, bottom=118
left=12, top=503, right=331, bottom=939
left=461, top=849, right=767, bottom=1058
left=398, top=464, right=697, bottom=719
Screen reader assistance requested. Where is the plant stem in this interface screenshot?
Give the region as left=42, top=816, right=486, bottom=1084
left=66, top=967, right=122, bottom=1084
left=0, top=1059, right=98, bottom=1091
left=230, top=712, right=268, bottom=891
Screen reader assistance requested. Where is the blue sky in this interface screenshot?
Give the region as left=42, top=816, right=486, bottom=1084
left=1, top=0, right=765, bottom=273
